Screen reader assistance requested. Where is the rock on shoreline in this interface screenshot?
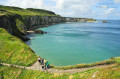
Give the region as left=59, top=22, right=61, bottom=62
left=34, top=30, right=47, bottom=34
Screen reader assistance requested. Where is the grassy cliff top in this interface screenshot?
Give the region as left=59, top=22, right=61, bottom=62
left=0, top=5, right=57, bottom=16
left=0, top=28, right=38, bottom=66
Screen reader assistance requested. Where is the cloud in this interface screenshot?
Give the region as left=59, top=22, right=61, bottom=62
left=5, top=0, right=44, bottom=9
left=114, top=0, right=120, bottom=3
left=1, top=0, right=100, bottom=17
left=1, top=0, right=120, bottom=19
left=51, top=0, right=100, bottom=17
left=104, top=8, right=114, bottom=14
left=0, top=0, right=5, bottom=5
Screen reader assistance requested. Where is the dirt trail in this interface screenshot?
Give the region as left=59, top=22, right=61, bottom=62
left=0, top=61, right=112, bottom=74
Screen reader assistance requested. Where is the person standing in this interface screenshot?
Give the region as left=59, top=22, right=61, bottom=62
left=44, top=59, right=47, bottom=70
left=38, top=57, right=41, bottom=64
left=46, top=62, right=50, bottom=69
left=41, top=59, right=44, bottom=65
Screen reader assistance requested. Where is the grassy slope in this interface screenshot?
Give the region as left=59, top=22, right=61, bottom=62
left=51, top=57, right=120, bottom=70
left=0, top=28, right=38, bottom=66
left=0, top=64, right=120, bottom=79
left=53, top=58, right=116, bottom=70
left=0, top=5, right=57, bottom=16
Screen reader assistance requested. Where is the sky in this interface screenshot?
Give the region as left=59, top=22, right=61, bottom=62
left=0, top=0, right=120, bottom=19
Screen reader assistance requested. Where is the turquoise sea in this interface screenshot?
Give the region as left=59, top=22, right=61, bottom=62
left=26, top=20, right=120, bottom=66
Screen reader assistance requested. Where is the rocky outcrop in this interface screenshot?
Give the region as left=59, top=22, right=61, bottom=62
left=0, top=15, right=29, bottom=41
left=25, top=16, right=90, bottom=30
left=102, top=21, right=107, bottom=23
left=34, top=30, right=47, bottom=34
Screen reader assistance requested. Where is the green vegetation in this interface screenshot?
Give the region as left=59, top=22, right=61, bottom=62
left=0, top=64, right=120, bottom=79
left=15, top=18, right=26, bottom=33
left=52, top=57, right=120, bottom=70
left=0, top=10, right=7, bottom=16
left=0, top=28, right=38, bottom=66
left=0, top=5, right=57, bottom=16
left=52, top=58, right=116, bottom=70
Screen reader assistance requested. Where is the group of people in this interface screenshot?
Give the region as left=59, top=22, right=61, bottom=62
left=38, top=57, right=50, bottom=70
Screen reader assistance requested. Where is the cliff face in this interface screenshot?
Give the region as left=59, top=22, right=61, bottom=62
left=0, top=15, right=28, bottom=41
left=0, top=15, right=92, bottom=40
left=0, top=15, right=13, bottom=34
left=25, top=16, right=89, bottom=30
left=0, top=15, right=24, bottom=35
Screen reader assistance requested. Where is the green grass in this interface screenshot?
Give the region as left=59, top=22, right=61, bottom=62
left=0, top=64, right=120, bottom=79
left=0, top=5, right=57, bottom=16
left=71, top=64, right=120, bottom=79
left=52, top=58, right=116, bottom=70
left=0, top=28, right=38, bottom=66
left=15, top=18, right=26, bottom=33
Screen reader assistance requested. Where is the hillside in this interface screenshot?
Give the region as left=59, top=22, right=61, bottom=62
left=0, top=5, right=57, bottom=16
left=0, top=28, right=38, bottom=66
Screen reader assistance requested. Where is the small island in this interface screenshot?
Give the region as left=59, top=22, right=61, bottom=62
left=102, top=20, right=107, bottom=23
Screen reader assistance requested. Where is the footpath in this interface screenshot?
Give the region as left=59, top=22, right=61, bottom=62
left=0, top=61, right=112, bottom=74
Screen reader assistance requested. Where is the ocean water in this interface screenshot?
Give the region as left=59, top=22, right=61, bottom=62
left=26, top=20, right=120, bottom=66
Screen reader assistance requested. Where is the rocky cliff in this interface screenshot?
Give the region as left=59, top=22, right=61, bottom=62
left=0, top=14, right=27, bottom=40
left=25, top=16, right=91, bottom=30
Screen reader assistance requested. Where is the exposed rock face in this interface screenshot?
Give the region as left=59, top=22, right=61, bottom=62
left=0, top=15, right=13, bottom=34
left=0, top=15, right=24, bottom=35
left=25, top=16, right=89, bottom=30
left=0, top=15, right=29, bottom=41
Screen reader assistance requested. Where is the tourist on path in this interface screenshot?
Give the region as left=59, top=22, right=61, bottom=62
left=41, top=59, right=44, bottom=65
left=44, top=59, right=47, bottom=70
left=46, top=62, right=50, bottom=69
left=38, top=57, right=41, bottom=64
